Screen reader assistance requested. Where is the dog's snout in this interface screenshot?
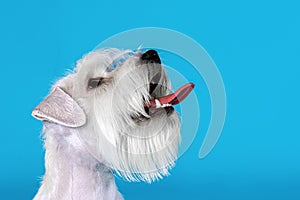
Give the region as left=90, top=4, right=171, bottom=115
left=141, top=50, right=161, bottom=64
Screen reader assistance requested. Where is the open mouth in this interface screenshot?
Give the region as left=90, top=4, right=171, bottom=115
left=132, top=82, right=194, bottom=122
left=146, top=82, right=195, bottom=110
left=131, top=49, right=195, bottom=122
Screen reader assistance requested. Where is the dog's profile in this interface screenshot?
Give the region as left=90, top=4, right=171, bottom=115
left=32, top=48, right=193, bottom=200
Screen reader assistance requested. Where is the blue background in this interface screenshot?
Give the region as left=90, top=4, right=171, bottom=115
left=1, top=0, right=300, bottom=199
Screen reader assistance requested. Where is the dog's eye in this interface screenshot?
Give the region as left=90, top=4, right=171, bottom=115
left=88, top=78, right=102, bottom=89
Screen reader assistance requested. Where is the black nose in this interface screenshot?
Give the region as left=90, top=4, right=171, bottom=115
left=141, top=50, right=161, bottom=64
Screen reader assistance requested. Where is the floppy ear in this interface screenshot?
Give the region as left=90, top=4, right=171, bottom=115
left=32, top=87, right=86, bottom=128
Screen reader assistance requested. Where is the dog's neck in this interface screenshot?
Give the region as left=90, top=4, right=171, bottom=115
left=34, top=127, right=123, bottom=200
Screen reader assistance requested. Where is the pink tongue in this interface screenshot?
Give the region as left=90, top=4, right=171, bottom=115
left=146, top=83, right=195, bottom=109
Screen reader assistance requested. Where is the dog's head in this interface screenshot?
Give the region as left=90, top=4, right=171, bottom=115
left=33, top=48, right=191, bottom=182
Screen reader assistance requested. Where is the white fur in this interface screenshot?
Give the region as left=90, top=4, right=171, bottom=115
left=33, top=48, right=181, bottom=199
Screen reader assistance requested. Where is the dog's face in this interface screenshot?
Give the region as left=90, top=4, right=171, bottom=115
left=33, top=48, right=180, bottom=182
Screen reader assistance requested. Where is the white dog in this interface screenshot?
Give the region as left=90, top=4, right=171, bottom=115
left=32, top=48, right=194, bottom=200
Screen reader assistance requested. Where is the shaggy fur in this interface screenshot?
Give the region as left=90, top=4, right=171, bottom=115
left=32, top=48, right=181, bottom=200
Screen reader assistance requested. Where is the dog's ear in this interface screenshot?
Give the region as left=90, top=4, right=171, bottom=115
left=32, top=87, right=86, bottom=128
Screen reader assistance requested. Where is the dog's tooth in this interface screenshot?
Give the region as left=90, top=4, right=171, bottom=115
left=155, top=99, right=162, bottom=108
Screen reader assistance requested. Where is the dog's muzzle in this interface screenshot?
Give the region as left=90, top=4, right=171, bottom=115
left=134, top=50, right=195, bottom=121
